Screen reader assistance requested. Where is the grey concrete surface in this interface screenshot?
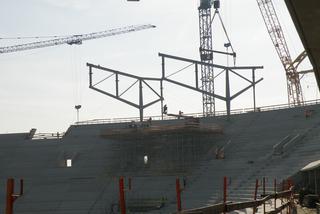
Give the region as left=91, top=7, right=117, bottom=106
left=1, top=104, right=320, bottom=213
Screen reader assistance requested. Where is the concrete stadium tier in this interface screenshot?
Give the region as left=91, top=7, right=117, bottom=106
left=1, top=104, right=320, bottom=213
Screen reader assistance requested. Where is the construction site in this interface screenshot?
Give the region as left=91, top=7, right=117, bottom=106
left=1, top=0, right=320, bottom=213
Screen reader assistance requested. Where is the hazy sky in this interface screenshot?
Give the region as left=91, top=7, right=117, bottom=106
left=0, top=0, right=316, bottom=133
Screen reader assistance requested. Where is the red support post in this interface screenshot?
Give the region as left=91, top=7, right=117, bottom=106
left=223, top=176, right=227, bottom=214
left=254, top=179, right=259, bottom=200
left=287, top=179, right=292, bottom=214
left=6, top=178, right=14, bottom=214
left=289, top=179, right=294, bottom=214
left=176, top=178, right=182, bottom=212
left=223, top=176, right=227, bottom=204
left=287, top=178, right=293, bottom=189
left=119, top=177, right=126, bottom=214
left=263, top=177, right=266, bottom=214
left=274, top=179, right=277, bottom=210
left=281, top=180, right=285, bottom=207
left=253, top=179, right=259, bottom=214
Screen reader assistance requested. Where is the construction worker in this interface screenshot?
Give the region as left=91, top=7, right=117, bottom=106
left=163, top=104, right=168, bottom=114
left=178, top=110, right=183, bottom=119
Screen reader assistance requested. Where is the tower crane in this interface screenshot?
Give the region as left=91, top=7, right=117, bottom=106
left=256, top=0, right=306, bottom=106
left=198, top=0, right=235, bottom=116
left=0, top=24, right=155, bottom=54
left=127, top=0, right=231, bottom=117
left=198, top=0, right=215, bottom=116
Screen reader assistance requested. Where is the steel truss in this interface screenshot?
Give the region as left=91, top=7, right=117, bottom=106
left=159, top=53, right=263, bottom=117
left=87, top=53, right=263, bottom=120
left=87, top=63, right=164, bottom=122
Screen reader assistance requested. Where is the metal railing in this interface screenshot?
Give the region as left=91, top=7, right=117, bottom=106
left=176, top=177, right=296, bottom=214
left=178, top=189, right=294, bottom=214
left=75, top=99, right=320, bottom=126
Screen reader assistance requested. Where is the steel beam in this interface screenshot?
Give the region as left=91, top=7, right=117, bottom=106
left=163, top=78, right=226, bottom=101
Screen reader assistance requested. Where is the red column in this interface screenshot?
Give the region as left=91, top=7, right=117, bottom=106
left=254, top=179, right=259, bottom=200
left=223, top=176, right=227, bottom=204
left=253, top=179, right=259, bottom=214
left=223, top=176, right=227, bottom=214
left=176, top=178, right=182, bottom=212
left=287, top=179, right=293, bottom=214
left=274, top=179, right=277, bottom=210
left=288, top=178, right=293, bottom=189
left=119, top=177, right=126, bottom=214
left=6, top=178, right=14, bottom=214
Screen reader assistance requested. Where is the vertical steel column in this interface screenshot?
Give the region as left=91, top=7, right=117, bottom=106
left=161, top=56, right=165, bottom=120
left=225, top=69, right=231, bottom=117
left=6, top=178, right=14, bottom=214
left=160, top=80, right=164, bottom=120
left=116, top=74, right=119, bottom=97
left=195, top=63, right=199, bottom=89
left=252, top=69, right=256, bottom=111
left=89, top=66, right=93, bottom=87
left=139, top=80, right=143, bottom=122
left=161, top=56, right=165, bottom=79
left=119, top=177, right=126, bottom=214
left=176, top=178, right=182, bottom=212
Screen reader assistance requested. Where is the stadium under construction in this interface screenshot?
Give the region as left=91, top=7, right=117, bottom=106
left=1, top=0, right=320, bottom=213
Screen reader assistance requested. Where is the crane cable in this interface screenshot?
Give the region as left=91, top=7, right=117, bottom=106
left=210, top=7, right=236, bottom=66
left=70, top=46, right=82, bottom=108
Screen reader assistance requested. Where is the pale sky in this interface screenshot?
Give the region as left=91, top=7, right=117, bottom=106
left=0, top=0, right=316, bottom=133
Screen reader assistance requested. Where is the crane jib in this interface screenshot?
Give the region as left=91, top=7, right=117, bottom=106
left=0, top=24, right=155, bottom=54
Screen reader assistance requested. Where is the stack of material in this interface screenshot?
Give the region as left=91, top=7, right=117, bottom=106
left=100, top=118, right=223, bottom=140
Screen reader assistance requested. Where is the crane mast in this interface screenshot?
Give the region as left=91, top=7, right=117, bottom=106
left=0, top=24, right=155, bottom=54
left=198, top=0, right=215, bottom=116
left=256, top=0, right=303, bottom=106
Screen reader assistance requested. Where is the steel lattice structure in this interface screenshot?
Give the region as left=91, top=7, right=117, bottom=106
left=0, top=24, right=155, bottom=54
left=257, top=0, right=303, bottom=106
left=199, top=2, right=215, bottom=116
